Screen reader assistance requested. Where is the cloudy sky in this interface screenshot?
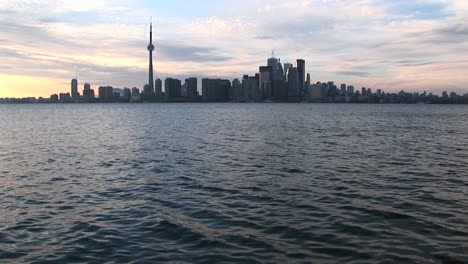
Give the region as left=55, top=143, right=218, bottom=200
left=0, top=0, right=467, bottom=97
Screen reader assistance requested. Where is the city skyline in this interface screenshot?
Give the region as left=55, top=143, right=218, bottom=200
left=1, top=0, right=468, bottom=98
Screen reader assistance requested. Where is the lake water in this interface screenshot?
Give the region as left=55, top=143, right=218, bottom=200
left=0, top=103, right=467, bottom=263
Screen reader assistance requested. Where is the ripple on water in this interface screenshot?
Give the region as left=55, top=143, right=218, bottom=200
left=0, top=104, right=467, bottom=263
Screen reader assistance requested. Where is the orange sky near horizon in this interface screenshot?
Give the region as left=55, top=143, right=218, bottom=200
left=0, top=75, right=69, bottom=98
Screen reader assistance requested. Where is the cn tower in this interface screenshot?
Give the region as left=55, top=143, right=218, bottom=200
left=147, top=19, right=155, bottom=93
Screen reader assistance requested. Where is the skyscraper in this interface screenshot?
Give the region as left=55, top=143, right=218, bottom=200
left=147, top=20, right=155, bottom=94
left=155, top=79, right=162, bottom=97
left=287, top=67, right=300, bottom=99
left=259, top=66, right=273, bottom=100
left=297, top=59, right=305, bottom=97
left=71, top=78, right=78, bottom=102
left=284, top=63, right=293, bottom=78
left=83, top=83, right=95, bottom=103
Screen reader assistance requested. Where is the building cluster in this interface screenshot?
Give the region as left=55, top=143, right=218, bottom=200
left=2, top=22, right=468, bottom=105
left=2, top=70, right=468, bottom=104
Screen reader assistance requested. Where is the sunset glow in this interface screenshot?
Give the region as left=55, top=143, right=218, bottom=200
left=1, top=0, right=467, bottom=97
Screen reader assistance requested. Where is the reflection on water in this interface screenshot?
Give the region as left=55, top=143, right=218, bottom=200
left=0, top=103, right=467, bottom=263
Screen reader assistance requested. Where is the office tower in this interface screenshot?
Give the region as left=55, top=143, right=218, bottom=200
left=202, top=78, right=231, bottom=102
left=147, top=20, right=155, bottom=94
left=306, top=73, right=311, bottom=96
left=123, top=88, right=131, bottom=102
left=155, top=79, right=162, bottom=97
left=165, top=78, right=182, bottom=100
left=242, top=75, right=260, bottom=102
left=231, top=79, right=242, bottom=101
left=83, top=83, right=95, bottom=103
left=185, top=78, right=198, bottom=98
left=283, top=63, right=293, bottom=78
left=98, top=86, right=113, bottom=102
left=71, top=78, right=79, bottom=102
left=59, top=93, right=71, bottom=103
left=131, top=87, right=140, bottom=97
left=50, top=94, right=59, bottom=103
left=181, top=83, right=187, bottom=97
left=347, top=86, right=355, bottom=94
left=287, top=67, right=300, bottom=98
left=328, top=82, right=338, bottom=98
left=268, top=57, right=284, bottom=97
left=296, top=59, right=305, bottom=97
left=259, top=66, right=273, bottom=100
left=341, top=84, right=347, bottom=93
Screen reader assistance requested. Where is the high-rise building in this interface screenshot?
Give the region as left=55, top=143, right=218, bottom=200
left=287, top=67, right=300, bottom=99
left=147, top=20, right=155, bottom=95
left=185, top=78, right=198, bottom=98
left=122, top=88, right=131, bottom=102
left=59, top=93, right=71, bottom=103
left=296, top=59, right=305, bottom=97
left=259, top=66, right=273, bottom=100
left=340, top=84, right=347, bottom=93
left=98, top=86, right=113, bottom=102
left=231, top=78, right=242, bottom=101
left=71, top=78, right=79, bottom=102
left=242, top=75, right=260, bottom=102
left=202, top=78, right=231, bottom=102
left=283, top=63, right=293, bottom=79
left=155, top=79, right=162, bottom=97
left=165, top=78, right=182, bottom=100
left=83, top=83, right=95, bottom=103
left=50, top=94, right=59, bottom=103
left=131, top=87, right=140, bottom=97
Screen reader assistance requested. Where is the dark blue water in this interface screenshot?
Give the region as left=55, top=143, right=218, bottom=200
left=0, top=103, right=467, bottom=263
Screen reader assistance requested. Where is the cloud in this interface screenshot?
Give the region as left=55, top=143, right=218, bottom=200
left=254, top=35, right=273, bottom=40
left=0, top=0, right=468, bottom=97
left=336, top=71, right=371, bottom=77
left=158, top=43, right=233, bottom=62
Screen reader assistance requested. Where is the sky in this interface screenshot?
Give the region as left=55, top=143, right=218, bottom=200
left=0, top=0, right=467, bottom=98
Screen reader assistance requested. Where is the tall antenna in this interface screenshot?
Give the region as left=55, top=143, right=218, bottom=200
left=272, top=50, right=275, bottom=58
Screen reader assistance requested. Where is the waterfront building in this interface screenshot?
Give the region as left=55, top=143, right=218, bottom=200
left=268, top=56, right=284, bottom=98
left=297, top=59, right=305, bottom=97
left=283, top=63, right=293, bottom=78
left=306, top=73, right=311, bottom=97
left=83, top=83, right=95, bottom=103
left=341, top=84, right=347, bottom=93
left=165, top=78, right=182, bottom=100
left=231, top=78, right=242, bottom=101
left=59, top=92, right=71, bottom=103
left=155, top=79, right=163, bottom=97
left=50, top=94, right=59, bottom=103
left=123, top=88, right=131, bottom=102
left=71, top=78, right=79, bottom=102
left=185, top=78, right=198, bottom=98
left=131, top=87, right=141, bottom=102
left=202, top=78, right=231, bottom=102
left=241, top=75, right=260, bottom=102
left=259, top=66, right=273, bottom=100
left=308, top=83, right=323, bottom=102
left=98, top=86, right=114, bottom=102
left=287, top=67, right=301, bottom=100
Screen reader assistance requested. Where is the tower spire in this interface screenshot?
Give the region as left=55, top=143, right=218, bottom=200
left=147, top=17, right=155, bottom=94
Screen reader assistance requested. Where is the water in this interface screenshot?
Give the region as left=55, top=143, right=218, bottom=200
left=0, top=103, right=467, bottom=263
